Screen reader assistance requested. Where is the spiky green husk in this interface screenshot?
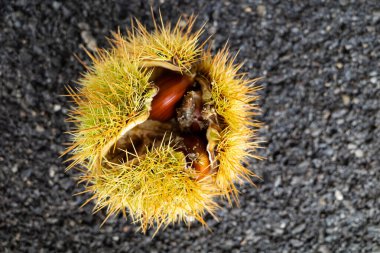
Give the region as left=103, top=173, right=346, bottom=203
left=66, top=16, right=261, bottom=232
left=119, top=16, right=203, bottom=73
left=82, top=143, right=219, bottom=233
left=198, top=48, right=262, bottom=201
left=66, top=49, right=156, bottom=170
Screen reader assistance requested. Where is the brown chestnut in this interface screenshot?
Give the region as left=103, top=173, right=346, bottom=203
left=149, top=73, right=194, bottom=122
left=182, top=135, right=211, bottom=180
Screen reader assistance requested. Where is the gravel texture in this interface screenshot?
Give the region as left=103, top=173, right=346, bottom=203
left=1, top=0, right=380, bottom=252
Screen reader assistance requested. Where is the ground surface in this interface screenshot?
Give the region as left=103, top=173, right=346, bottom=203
left=1, top=0, right=380, bottom=252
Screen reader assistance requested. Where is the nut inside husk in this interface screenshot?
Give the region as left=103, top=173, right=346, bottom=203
left=101, top=64, right=222, bottom=179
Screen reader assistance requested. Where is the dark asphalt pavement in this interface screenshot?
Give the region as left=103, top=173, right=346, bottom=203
left=1, top=1, right=379, bottom=252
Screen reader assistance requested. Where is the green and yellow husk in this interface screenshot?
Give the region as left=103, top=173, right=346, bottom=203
left=65, top=15, right=262, bottom=233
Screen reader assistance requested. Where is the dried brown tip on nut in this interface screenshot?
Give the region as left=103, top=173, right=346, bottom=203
left=177, top=90, right=206, bottom=132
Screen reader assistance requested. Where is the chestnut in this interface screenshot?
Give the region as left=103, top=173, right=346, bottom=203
left=149, top=73, right=194, bottom=121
